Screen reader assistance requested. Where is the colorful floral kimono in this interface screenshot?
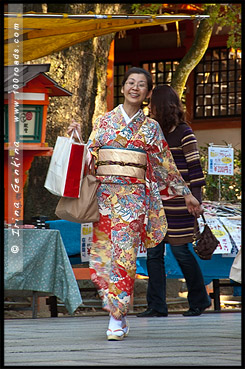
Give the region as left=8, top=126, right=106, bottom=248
left=87, top=105, right=190, bottom=319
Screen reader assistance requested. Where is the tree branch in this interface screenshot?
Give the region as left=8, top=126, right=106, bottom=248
left=171, top=18, right=213, bottom=98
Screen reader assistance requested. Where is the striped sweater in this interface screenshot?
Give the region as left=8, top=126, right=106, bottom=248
left=162, top=122, right=206, bottom=245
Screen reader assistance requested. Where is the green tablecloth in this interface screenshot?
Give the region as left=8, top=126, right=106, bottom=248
left=4, top=229, right=82, bottom=315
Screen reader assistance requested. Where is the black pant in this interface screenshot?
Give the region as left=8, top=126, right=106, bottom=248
left=146, top=241, right=211, bottom=312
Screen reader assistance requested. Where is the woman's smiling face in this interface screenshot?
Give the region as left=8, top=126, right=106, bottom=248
left=121, top=73, right=151, bottom=107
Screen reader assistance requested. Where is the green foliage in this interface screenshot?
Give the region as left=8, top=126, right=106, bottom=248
left=202, top=4, right=241, bottom=49
left=131, top=3, right=241, bottom=50
left=199, top=142, right=241, bottom=202
left=131, top=4, right=162, bottom=14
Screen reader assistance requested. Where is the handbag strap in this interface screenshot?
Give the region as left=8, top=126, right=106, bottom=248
left=201, top=213, right=206, bottom=224
left=193, top=213, right=206, bottom=243
left=194, top=214, right=206, bottom=228
left=87, top=155, right=96, bottom=175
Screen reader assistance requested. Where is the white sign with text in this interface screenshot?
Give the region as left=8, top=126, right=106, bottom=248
left=208, top=146, right=234, bottom=176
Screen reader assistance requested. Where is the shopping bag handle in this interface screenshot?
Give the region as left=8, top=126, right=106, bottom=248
left=88, top=155, right=96, bottom=175
left=70, top=128, right=83, bottom=144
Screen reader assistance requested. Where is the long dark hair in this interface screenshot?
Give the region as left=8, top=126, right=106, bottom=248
left=122, top=67, right=153, bottom=92
left=151, top=85, right=185, bottom=137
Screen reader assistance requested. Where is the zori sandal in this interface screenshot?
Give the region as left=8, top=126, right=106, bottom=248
left=122, top=319, right=130, bottom=337
left=106, top=328, right=125, bottom=341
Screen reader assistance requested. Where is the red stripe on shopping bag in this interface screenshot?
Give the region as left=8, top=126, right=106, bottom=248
left=63, top=144, right=85, bottom=197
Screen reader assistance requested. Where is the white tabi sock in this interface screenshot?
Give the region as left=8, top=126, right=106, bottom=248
left=121, top=315, right=129, bottom=335
left=108, top=315, right=122, bottom=331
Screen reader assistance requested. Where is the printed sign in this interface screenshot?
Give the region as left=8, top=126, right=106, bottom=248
left=197, top=215, right=241, bottom=255
left=137, top=243, right=147, bottom=258
left=19, top=111, right=36, bottom=136
left=218, top=218, right=241, bottom=257
left=208, top=146, right=234, bottom=175
left=80, top=223, right=93, bottom=262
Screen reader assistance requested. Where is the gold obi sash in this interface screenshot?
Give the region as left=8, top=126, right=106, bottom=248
left=96, top=148, right=147, bottom=179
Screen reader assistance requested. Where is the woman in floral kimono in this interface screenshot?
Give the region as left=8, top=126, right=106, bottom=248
left=68, top=67, right=202, bottom=341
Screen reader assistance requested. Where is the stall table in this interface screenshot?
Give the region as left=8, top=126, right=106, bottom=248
left=4, top=228, right=82, bottom=318
left=46, top=218, right=241, bottom=312
left=136, top=244, right=241, bottom=310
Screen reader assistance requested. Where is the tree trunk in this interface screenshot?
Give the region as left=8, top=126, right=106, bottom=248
left=22, top=4, right=44, bottom=12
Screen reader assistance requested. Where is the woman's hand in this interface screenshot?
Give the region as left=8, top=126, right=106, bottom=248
left=184, top=193, right=203, bottom=218
left=67, top=119, right=82, bottom=141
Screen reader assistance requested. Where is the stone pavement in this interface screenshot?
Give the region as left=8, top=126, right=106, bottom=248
left=4, top=312, right=242, bottom=367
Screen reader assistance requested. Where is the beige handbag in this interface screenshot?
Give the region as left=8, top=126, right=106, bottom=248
left=55, top=158, right=100, bottom=223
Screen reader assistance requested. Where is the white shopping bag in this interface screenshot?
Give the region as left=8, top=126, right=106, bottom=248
left=44, top=132, right=87, bottom=198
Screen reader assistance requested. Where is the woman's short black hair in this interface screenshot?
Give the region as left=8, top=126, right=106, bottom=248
left=122, top=67, right=153, bottom=91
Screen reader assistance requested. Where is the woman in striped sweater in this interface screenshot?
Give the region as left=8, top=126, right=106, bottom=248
left=137, top=85, right=211, bottom=317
